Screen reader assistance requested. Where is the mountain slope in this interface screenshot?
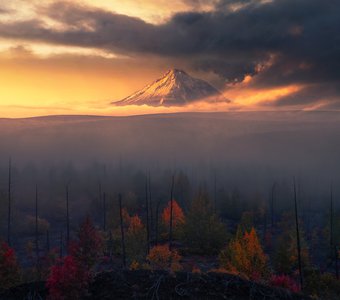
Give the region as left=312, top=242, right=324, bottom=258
left=113, top=69, right=225, bottom=107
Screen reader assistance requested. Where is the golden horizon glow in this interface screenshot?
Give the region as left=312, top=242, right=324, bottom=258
left=0, top=0, right=313, bottom=118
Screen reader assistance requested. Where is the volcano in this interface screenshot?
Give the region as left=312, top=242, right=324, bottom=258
left=113, top=69, right=225, bottom=107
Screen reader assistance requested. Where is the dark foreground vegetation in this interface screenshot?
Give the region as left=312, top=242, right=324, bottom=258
left=0, top=270, right=311, bottom=300
left=0, top=157, right=340, bottom=299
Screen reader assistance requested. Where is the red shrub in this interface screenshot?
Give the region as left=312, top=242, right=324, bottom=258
left=270, top=274, right=300, bottom=293
left=0, top=242, right=20, bottom=289
left=46, top=255, right=90, bottom=300
left=69, top=216, right=104, bottom=270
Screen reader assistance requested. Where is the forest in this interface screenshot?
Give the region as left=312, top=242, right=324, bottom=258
left=0, top=158, right=339, bottom=299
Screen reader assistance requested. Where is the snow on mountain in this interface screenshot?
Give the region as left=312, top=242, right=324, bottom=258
left=113, top=69, right=226, bottom=107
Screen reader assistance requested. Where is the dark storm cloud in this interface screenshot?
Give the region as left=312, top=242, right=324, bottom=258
left=0, top=0, right=339, bottom=106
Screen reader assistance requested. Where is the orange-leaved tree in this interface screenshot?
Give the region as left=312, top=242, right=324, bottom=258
left=162, top=200, right=185, bottom=226
left=219, top=227, right=268, bottom=280
left=147, top=244, right=182, bottom=272
left=162, top=199, right=185, bottom=239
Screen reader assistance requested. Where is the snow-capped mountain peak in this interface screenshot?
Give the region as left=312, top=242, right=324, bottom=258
left=113, top=69, right=225, bottom=107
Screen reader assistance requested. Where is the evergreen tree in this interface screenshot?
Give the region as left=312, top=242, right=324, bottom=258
left=183, top=190, right=227, bottom=254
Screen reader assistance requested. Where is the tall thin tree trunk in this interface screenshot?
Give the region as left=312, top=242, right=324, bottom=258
left=145, top=176, right=150, bottom=254
left=294, top=178, right=303, bottom=290
left=118, top=193, right=126, bottom=268
left=214, top=170, right=217, bottom=213
left=103, top=192, right=106, bottom=231
left=330, top=184, right=334, bottom=248
left=155, top=200, right=161, bottom=246
left=330, top=184, right=338, bottom=279
left=335, top=245, right=339, bottom=279
left=99, top=182, right=102, bottom=221
left=169, top=174, right=175, bottom=251
left=149, top=173, right=154, bottom=243
left=7, top=158, right=12, bottom=246
left=59, top=231, right=63, bottom=259
left=271, top=182, right=276, bottom=229
left=35, top=184, right=39, bottom=264
left=66, top=185, right=70, bottom=251
left=109, top=230, right=113, bottom=262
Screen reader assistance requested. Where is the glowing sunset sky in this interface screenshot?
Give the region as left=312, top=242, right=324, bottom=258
left=0, top=0, right=339, bottom=117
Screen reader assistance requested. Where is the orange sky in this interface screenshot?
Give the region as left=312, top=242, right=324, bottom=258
left=0, top=0, right=311, bottom=117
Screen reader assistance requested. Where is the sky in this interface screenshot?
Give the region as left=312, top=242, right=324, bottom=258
left=0, top=0, right=339, bottom=117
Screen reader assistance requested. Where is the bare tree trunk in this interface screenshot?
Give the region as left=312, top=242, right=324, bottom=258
left=271, top=182, right=276, bottom=229
left=118, top=193, right=126, bottom=268
left=7, top=158, right=12, bottom=246
left=149, top=173, right=154, bottom=243
left=145, top=175, right=150, bottom=254
left=145, top=176, right=150, bottom=254
left=155, top=199, right=161, bottom=246
left=294, top=178, right=303, bottom=290
left=66, top=185, right=70, bottom=251
left=214, top=170, right=217, bottom=213
left=59, top=231, right=63, bottom=259
left=330, top=184, right=334, bottom=248
left=330, top=184, right=339, bottom=279
left=335, top=245, right=339, bottom=280
left=109, top=230, right=113, bottom=263
left=35, top=184, right=39, bottom=265
left=169, top=174, right=175, bottom=251
left=103, top=192, right=106, bottom=231
left=99, top=182, right=102, bottom=221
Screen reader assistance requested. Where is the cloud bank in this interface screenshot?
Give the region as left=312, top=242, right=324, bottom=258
left=0, top=0, right=339, bottom=110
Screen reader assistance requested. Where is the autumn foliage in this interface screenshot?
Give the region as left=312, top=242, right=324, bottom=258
left=69, top=216, right=104, bottom=270
left=125, top=213, right=147, bottom=263
left=0, top=242, right=21, bottom=290
left=46, top=256, right=90, bottom=300
left=219, top=227, right=268, bottom=280
left=162, top=200, right=185, bottom=227
left=47, top=217, right=103, bottom=299
left=269, top=274, right=300, bottom=293
left=147, top=245, right=182, bottom=272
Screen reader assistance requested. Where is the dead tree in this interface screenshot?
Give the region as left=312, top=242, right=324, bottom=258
left=213, top=170, right=217, bottom=213
left=103, top=192, right=107, bottom=231
left=330, top=184, right=334, bottom=248
left=109, top=230, right=113, bottom=262
left=35, top=185, right=39, bottom=264
left=330, top=184, right=339, bottom=279
left=118, top=193, right=126, bottom=268
left=294, top=179, right=303, bottom=290
left=169, top=174, right=175, bottom=251
left=99, top=182, right=102, bottom=220
left=271, top=182, right=276, bottom=228
left=335, top=245, right=339, bottom=279
left=59, top=231, right=63, bottom=259
left=149, top=173, right=154, bottom=243
left=66, top=185, right=70, bottom=250
left=7, top=158, right=12, bottom=246
left=145, top=176, right=150, bottom=254
left=155, top=199, right=161, bottom=246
